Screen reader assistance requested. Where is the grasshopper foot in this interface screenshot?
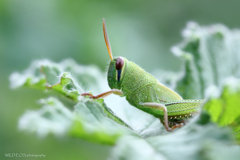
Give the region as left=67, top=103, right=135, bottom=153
left=81, top=92, right=95, bottom=98
left=169, top=122, right=184, bottom=130
left=160, top=119, right=185, bottom=132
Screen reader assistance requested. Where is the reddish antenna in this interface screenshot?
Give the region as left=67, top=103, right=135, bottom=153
left=103, top=18, right=113, bottom=61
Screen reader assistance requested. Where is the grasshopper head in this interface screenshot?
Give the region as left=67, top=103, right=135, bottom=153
left=102, top=19, right=126, bottom=89
left=107, top=56, right=126, bottom=89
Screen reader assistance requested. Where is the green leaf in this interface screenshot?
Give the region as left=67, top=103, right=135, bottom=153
left=9, top=59, right=107, bottom=101
left=70, top=99, right=134, bottom=144
left=19, top=97, right=133, bottom=145
left=18, top=97, right=74, bottom=137
left=172, top=22, right=240, bottom=99
left=204, top=77, right=240, bottom=143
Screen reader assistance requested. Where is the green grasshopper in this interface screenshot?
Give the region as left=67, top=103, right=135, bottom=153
left=81, top=19, right=205, bottom=131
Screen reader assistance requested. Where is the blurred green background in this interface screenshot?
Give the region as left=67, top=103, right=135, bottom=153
left=1, top=0, right=240, bottom=159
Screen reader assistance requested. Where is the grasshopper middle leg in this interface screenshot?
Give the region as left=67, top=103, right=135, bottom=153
left=141, top=102, right=172, bottom=132
left=142, top=102, right=184, bottom=132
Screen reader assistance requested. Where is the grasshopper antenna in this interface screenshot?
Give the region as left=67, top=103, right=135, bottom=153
left=103, top=18, right=113, bottom=61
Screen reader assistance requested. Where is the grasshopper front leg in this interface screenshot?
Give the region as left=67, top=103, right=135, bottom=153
left=81, top=89, right=123, bottom=99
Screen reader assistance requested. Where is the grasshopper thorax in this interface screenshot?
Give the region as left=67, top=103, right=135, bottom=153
left=107, top=56, right=127, bottom=90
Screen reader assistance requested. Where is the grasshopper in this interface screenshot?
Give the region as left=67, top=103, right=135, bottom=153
left=81, top=19, right=205, bottom=131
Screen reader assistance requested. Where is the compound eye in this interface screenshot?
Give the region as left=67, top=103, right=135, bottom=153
left=115, top=57, right=124, bottom=70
